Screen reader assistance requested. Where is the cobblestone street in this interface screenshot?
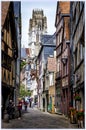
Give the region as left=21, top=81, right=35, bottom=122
left=2, top=107, right=78, bottom=129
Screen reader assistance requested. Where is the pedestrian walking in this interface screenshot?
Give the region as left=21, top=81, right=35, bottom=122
left=17, top=98, right=22, bottom=119
left=29, top=99, right=32, bottom=108
left=24, top=100, right=28, bottom=111
left=31, top=101, right=34, bottom=108
left=6, top=100, right=13, bottom=119
left=11, top=102, right=15, bottom=119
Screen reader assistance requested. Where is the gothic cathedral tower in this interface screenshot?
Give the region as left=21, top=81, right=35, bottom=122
left=28, top=9, right=47, bottom=58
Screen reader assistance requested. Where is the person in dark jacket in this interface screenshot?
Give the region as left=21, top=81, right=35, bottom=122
left=11, top=102, right=15, bottom=119
left=17, top=99, right=22, bottom=119
left=24, top=100, right=28, bottom=111
left=29, top=99, right=32, bottom=108
left=6, top=100, right=13, bottom=119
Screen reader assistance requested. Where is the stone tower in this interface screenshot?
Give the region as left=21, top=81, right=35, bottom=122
left=28, top=9, right=47, bottom=58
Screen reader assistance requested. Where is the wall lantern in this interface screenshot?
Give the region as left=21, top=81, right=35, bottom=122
left=66, top=41, right=70, bottom=45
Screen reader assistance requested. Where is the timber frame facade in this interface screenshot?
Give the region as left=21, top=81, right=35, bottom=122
left=55, top=2, right=71, bottom=116
left=1, top=2, right=18, bottom=119
left=71, top=2, right=85, bottom=113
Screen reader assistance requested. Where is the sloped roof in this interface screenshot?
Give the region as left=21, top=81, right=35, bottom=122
left=41, top=35, right=52, bottom=44
left=41, top=33, right=56, bottom=45
left=37, top=33, right=56, bottom=58
left=45, top=33, right=56, bottom=45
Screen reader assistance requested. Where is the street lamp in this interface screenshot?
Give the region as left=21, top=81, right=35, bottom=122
left=66, top=41, right=70, bottom=45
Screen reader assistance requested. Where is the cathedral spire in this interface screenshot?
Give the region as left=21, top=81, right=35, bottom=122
left=28, top=9, right=47, bottom=58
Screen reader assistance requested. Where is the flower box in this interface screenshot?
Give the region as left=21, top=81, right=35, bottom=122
left=74, top=94, right=81, bottom=101
left=69, top=107, right=77, bottom=123
left=69, top=107, right=76, bottom=113
left=76, top=110, right=84, bottom=120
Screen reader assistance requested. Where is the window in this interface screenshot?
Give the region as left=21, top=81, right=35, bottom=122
left=2, top=51, right=5, bottom=64
left=76, top=2, right=80, bottom=23
left=49, top=73, right=54, bottom=86
left=80, top=31, right=84, bottom=59
left=60, top=28, right=63, bottom=43
left=77, top=43, right=79, bottom=65
left=8, top=73, right=10, bottom=84
left=78, top=2, right=80, bottom=13
left=63, top=64, right=67, bottom=76
left=57, top=15, right=60, bottom=25
left=56, top=35, right=58, bottom=46
left=80, top=2, right=83, bottom=11
left=4, top=29, right=7, bottom=43
left=57, top=61, right=60, bottom=72
left=7, top=58, right=11, bottom=71
left=57, top=33, right=59, bottom=45
left=63, top=90, right=65, bottom=98
left=75, top=49, right=77, bottom=68
left=60, top=30, right=62, bottom=44
left=4, top=71, right=6, bottom=81
left=1, top=30, right=4, bottom=40
left=8, top=23, right=12, bottom=47
left=80, top=44, right=84, bottom=60
left=7, top=23, right=9, bottom=46
left=56, top=88, right=60, bottom=96
left=4, top=44, right=8, bottom=54
left=73, top=8, right=76, bottom=30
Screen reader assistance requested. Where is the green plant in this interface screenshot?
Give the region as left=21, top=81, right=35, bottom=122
left=76, top=110, right=84, bottom=119
left=69, top=107, right=75, bottom=112
left=74, top=94, right=81, bottom=100
left=19, top=84, right=31, bottom=98
left=69, top=107, right=76, bottom=117
left=20, top=61, right=27, bottom=70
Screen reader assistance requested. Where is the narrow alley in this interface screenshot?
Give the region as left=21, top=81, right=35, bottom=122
left=1, top=1, right=85, bottom=129
left=2, top=107, right=78, bottom=129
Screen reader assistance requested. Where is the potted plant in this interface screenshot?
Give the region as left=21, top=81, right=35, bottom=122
left=76, top=110, right=84, bottom=128
left=76, top=110, right=84, bottom=120
left=74, top=94, right=81, bottom=101
left=69, top=107, right=76, bottom=123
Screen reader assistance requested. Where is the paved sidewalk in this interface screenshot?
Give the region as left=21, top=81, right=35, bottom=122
left=42, top=110, right=78, bottom=128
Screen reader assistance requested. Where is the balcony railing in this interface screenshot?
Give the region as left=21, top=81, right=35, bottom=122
left=55, top=71, right=61, bottom=80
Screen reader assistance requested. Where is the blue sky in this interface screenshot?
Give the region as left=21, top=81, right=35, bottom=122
left=21, top=0, right=57, bottom=47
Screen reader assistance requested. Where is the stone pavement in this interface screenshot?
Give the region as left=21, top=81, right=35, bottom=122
left=2, top=107, right=78, bottom=129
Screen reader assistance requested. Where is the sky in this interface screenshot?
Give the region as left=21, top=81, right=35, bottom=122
left=21, top=0, right=57, bottom=48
